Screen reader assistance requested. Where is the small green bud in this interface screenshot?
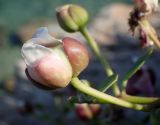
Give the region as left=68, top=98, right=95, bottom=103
left=56, top=4, right=88, bottom=33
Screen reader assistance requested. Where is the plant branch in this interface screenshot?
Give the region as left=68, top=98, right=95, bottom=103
left=120, top=94, right=160, bottom=104
left=71, top=77, right=146, bottom=111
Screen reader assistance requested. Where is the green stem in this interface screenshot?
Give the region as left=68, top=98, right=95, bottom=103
left=139, top=20, right=160, bottom=49
left=121, top=47, right=153, bottom=93
left=79, top=27, right=120, bottom=96
left=71, top=77, right=145, bottom=111
left=121, top=94, right=160, bottom=104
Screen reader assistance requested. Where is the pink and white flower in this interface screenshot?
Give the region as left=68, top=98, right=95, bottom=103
left=21, top=27, right=89, bottom=89
left=21, top=27, right=72, bottom=89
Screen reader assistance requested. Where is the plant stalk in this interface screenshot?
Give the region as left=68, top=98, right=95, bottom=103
left=139, top=20, right=160, bottom=49
left=121, top=94, right=160, bottom=104
left=79, top=27, right=120, bottom=96
left=71, top=77, right=145, bottom=111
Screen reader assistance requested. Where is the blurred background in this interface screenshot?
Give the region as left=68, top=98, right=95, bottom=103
left=0, top=0, right=160, bottom=125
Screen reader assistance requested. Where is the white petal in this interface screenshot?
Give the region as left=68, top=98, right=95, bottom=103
left=21, top=38, right=53, bottom=66
left=144, top=0, right=159, bottom=12
left=144, top=0, right=159, bottom=7
left=32, top=27, right=62, bottom=46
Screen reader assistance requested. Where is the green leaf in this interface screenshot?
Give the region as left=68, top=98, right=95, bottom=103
left=98, top=74, right=118, bottom=92
left=121, top=47, right=153, bottom=91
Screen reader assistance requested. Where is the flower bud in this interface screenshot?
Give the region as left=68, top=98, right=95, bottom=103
left=75, top=103, right=100, bottom=120
left=21, top=27, right=89, bottom=89
left=21, top=27, right=72, bottom=89
left=63, top=37, right=89, bottom=76
left=56, top=4, right=88, bottom=32
left=89, top=104, right=101, bottom=116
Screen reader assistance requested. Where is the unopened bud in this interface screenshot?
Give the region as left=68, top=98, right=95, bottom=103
left=21, top=28, right=89, bottom=90
left=21, top=27, right=72, bottom=89
left=56, top=4, right=88, bottom=32
left=75, top=103, right=100, bottom=120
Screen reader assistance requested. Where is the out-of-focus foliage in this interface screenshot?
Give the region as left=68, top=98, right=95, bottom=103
left=0, top=0, right=130, bottom=30
left=0, top=43, right=20, bottom=79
